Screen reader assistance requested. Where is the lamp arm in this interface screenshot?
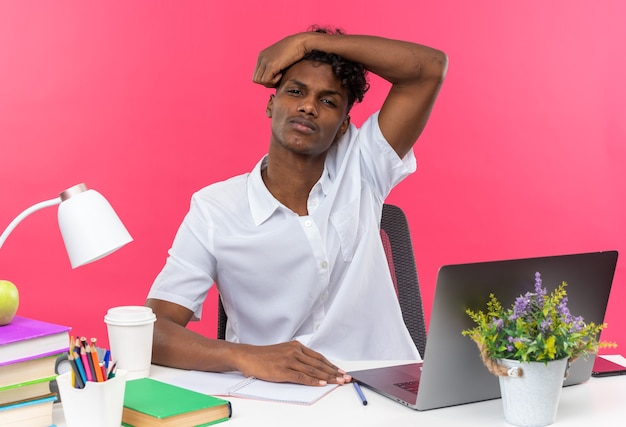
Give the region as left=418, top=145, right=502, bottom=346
left=0, top=197, right=62, bottom=250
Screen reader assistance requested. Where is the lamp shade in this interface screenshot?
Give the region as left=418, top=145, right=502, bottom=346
left=57, top=184, right=133, bottom=268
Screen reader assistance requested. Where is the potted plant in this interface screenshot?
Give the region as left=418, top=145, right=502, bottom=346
left=462, top=272, right=615, bottom=427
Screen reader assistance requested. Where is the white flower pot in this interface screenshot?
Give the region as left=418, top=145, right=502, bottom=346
left=497, top=358, right=568, bottom=427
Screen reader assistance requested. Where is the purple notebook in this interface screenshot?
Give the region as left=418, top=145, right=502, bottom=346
left=0, top=316, right=70, bottom=366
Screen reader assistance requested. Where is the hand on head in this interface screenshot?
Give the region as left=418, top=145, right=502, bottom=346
left=253, top=33, right=314, bottom=88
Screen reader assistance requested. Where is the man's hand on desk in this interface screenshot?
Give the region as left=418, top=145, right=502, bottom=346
left=147, top=299, right=350, bottom=387
left=235, top=341, right=352, bottom=387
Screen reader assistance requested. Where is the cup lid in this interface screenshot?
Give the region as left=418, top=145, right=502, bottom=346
left=104, top=306, right=156, bottom=325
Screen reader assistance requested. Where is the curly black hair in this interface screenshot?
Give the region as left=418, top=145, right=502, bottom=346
left=283, top=25, right=370, bottom=112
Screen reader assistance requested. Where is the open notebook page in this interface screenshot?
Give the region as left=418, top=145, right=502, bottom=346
left=163, top=370, right=338, bottom=405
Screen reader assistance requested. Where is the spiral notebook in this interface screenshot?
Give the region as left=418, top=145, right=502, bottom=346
left=164, top=370, right=338, bottom=405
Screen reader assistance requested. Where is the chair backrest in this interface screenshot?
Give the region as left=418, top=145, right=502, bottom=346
left=217, top=291, right=227, bottom=340
left=217, top=203, right=427, bottom=357
left=379, top=203, right=427, bottom=357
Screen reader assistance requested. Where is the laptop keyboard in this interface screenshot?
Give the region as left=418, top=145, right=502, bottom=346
left=394, top=380, right=420, bottom=394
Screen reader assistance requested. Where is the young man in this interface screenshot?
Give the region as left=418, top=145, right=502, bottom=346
left=146, top=27, right=447, bottom=387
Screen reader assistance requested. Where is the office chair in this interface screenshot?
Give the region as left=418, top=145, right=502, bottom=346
left=217, top=203, right=427, bottom=357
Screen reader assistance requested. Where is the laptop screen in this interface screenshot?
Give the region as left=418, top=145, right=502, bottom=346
left=416, top=250, right=618, bottom=410
left=351, top=250, right=618, bottom=411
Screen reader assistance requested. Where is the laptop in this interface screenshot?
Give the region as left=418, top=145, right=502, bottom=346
left=349, top=250, right=619, bottom=410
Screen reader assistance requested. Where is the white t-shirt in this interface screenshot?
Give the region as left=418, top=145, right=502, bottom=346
left=148, top=111, right=421, bottom=361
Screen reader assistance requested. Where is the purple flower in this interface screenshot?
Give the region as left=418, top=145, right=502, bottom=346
left=558, top=297, right=574, bottom=322
left=511, top=293, right=532, bottom=320
left=540, top=317, right=553, bottom=333
left=534, top=272, right=543, bottom=294
left=569, top=316, right=585, bottom=333
left=505, top=336, right=517, bottom=352
left=492, top=318, right=504, bottom=331
left=534, top=272, right=546, bottom=308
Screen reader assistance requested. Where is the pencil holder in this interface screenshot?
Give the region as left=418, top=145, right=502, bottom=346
left=56, top=369, right=128, bottom=427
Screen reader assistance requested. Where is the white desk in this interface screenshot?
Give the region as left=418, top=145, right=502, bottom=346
left=53, top=356, right=626, bottom=426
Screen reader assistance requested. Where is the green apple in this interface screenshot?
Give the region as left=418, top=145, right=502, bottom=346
left=0, top=280, right=19, bottom=325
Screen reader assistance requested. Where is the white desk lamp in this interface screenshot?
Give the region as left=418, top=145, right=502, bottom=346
left=0, top=183, right=133, bottom=268
left=0, top=183, right=133, bottom=396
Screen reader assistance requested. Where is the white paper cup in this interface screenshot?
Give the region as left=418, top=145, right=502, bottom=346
left=57, top=369, right=127, bottom=427
left=104, top=306, right=156, bottom=380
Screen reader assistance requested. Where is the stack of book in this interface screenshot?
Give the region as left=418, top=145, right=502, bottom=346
left=0, top=316, right=71, bottom=427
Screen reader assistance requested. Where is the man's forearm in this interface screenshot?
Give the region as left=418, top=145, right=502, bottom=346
left=151, top=317, right=240, bottom=372
left=151, top=318, right=350, bottom=386
left=300, top=32, right=447, bottom=86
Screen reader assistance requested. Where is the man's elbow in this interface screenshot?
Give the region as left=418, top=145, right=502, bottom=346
left=426, top=49, right=448, bottom=84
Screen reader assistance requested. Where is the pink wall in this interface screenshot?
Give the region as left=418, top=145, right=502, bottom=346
left=2, top=1, right=625, bottom=352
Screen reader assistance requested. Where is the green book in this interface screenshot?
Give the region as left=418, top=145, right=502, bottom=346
left=122, top=378, right=232, bottom=427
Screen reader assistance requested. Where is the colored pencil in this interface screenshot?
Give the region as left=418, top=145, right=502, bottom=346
left=107, top=361, right=117, bottom=379
left=89, top=343, right=104, bottom=382
left=72, top=350, right=88, bottom=385
left=103, top=349, right=111, bottom=370
left=80, top=346, right=94, bottom=382
left=68, top=352, right=86, bottom=389
left=353, top=382, right=368, bottom=406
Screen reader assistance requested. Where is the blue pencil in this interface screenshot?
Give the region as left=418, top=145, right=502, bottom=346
left=353, top=382, right=368, bottom=406
left=103, top=349, right=111, bottom=369
left=70, top=351, right=87, bottom=386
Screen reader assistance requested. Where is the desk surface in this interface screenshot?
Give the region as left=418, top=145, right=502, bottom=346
left=53, top=356, right=626, bottom=426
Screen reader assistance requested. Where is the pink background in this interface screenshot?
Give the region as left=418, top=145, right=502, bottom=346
left=2, top=1, right=625, bottom=353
